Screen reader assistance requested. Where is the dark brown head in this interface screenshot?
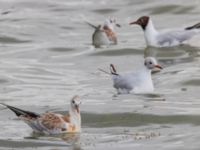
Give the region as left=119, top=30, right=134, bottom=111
left=129, top=16, right=149, bottom=30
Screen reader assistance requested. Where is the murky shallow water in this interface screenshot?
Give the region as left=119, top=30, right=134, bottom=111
left=0, top=0, right=200, bottom=149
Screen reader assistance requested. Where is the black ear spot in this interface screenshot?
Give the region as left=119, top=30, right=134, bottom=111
left=144, top=62, right=147, bottom=66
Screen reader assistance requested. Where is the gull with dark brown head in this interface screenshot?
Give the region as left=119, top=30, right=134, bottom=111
left=1, top=95, right=81, bottom=135
left=108, top=57, right=162, bottom=94
left=130, top=16, right=200, bottom=47
left=86, top=18, right=121, bottom=47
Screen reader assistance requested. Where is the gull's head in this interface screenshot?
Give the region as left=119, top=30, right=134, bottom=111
left=70, top=95, right=81, bottom=113
left=104, top=18, right=121, bottom=31
left=144, top=57, right=162, bottom=70
left=129, top=16, right=149, bottom=30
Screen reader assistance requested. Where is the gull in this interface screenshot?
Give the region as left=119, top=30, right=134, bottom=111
left=1, top=95, right=81, bottom=135
left=130, top=16, right=200, bottom=47
left=86, top=18, right=121, bottom=47
left=105, top=57, right=162, bottom=94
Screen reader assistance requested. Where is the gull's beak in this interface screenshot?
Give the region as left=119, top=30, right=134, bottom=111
left=116, top=23, right=121, bottom=27
left=129, top=20, right=138, bottom=25
left=75, top=105, right=80, bottom=113
left=154, top=64, right=163, bottom=69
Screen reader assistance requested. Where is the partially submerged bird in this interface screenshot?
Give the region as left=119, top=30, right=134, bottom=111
left=86, top=18, right=121, bottom=47
left=108, top=57, right=162, bottom=94
left=1, top=95, right=81, bottom=135
left=130, top=16, right=200, bottom=47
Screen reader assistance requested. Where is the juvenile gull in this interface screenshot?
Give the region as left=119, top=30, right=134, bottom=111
left=1, top=95, right=81, bottom=135
left=86, top=18, right=120, bottom=47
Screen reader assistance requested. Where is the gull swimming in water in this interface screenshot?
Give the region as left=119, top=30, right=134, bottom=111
left=86, top=18, right=121, bottom=47
left=104, top=57, right=162, bottom=94
left=1, top=95, right=81, bottom=135
left=130, top=16, right=200, bottom=47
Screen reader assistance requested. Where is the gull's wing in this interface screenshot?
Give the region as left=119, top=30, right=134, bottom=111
left=185, top=22, right=200, bottom=30
left=39, top=112, right=72, bottom=132
left=112, top=73, right=136, bottom=91
left=0, top=103, right=74, bottom=133
left=157, top=29, right=197, bottom=46
left=103, top=26, right=117, bottom=44
left=0, top=103, right=40, bottom=118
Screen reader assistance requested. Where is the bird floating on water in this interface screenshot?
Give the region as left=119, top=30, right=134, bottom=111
left=86, top=18, right=121, bottom=47
left=1, top=95, right=81, bottom=135
left=100, top=57, right=162, bottom=94
left=130, top=16, right=200, bottom=47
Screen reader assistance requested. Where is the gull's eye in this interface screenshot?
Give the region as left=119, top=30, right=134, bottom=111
left=72, top=100, right=75, bottom=104
left=149, top=61, right=152, bottom=65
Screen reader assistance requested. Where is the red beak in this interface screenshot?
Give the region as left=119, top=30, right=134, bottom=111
left=154, top=65, right=163, bottom=69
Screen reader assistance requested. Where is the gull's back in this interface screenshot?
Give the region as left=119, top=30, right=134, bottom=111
left=112, top=70, right=147, bottom=94
left=157, top=29, right=198, bottom=47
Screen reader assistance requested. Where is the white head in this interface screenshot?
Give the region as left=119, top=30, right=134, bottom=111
left=104, top=18, right=121, bottom=31
left=70, top=95, right=81, bottom=114
left=144, top=57, right=162, bottom=70
left=69, top=95, right=81, bottom=132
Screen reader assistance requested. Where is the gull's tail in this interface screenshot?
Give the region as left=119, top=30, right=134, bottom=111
left=185, top=22, right=200, bottom=30
left=98, top=64, right=119, bottom=76
left=79, top=14, right=101, bottom=30
left=85, top=21, right=101, bottom=30
left=110, top=64, right=119, bottom=76
left=0, top=103, right=40, bottom=118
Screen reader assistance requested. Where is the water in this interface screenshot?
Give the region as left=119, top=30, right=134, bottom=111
left=0, top=0, right=200, bottom=149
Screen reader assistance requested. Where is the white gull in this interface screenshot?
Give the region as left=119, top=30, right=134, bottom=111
left=130, top=16, right=200, bottom=47
left=107, top=57, right=162, bottom=94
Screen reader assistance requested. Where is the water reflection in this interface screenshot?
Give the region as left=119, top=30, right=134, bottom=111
left=28, top=132, right=81, bottom=144
left=22, top=132, right=82, bottom=150
left=144, top=45, right=200, bottom=66
left=138, top=93, right=165, bottom=101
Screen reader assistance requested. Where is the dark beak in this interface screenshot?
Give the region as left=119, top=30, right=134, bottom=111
left=75, top=105, right=80, bottom=113
left=129, top=20, right=138, bottom=25
left=154, top=65, right=163, bottom=69
left=116, top=23, right=121, bottom=27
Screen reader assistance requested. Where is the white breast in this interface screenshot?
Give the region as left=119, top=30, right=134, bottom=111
left=92, top=30, right=110, bottom=47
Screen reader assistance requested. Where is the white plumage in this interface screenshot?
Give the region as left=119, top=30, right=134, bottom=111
left=109, top=57, right=162, bottom=94
left=130, top=16, right=200, bottom=47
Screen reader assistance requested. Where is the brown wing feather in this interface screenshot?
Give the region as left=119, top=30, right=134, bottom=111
left=37, top=112, right=78, bottom=132
left=103, top=26, right=117, bottom=44
left=40, top=112, right=66, bottom=130
left=62, top=114, right=70, bottom=122
left=61, top=114, right=77, bottom=132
